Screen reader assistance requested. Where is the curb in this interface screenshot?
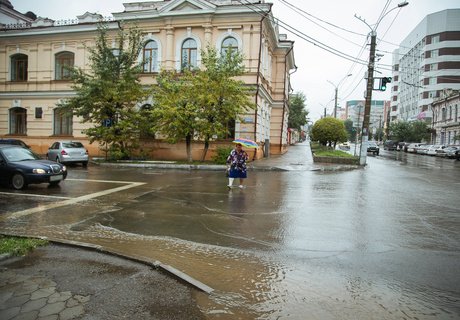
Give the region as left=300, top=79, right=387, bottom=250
left=0, top=234, right=214, bottom=294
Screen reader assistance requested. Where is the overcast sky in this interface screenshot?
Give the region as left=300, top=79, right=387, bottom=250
left=11, top=0, right=460, bottom=121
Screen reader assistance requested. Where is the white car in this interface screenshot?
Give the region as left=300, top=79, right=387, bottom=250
left=47, top=141, right=89, bottom=166
left=406, top=143, right=421, bottom=153
left=427, top=145, right=445, bottom=156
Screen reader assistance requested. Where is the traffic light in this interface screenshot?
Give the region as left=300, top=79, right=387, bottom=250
left=379, top=77, right=392, bottom=91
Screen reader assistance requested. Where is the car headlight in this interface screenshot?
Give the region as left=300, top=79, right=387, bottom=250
left=62, top=165, right=67, bottom=171
left=33, top=169, right=46, bottom=174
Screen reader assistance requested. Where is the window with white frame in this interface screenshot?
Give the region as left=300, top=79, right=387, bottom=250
left=143, top=40, right=158, bottom=73
left=221, top=36, right=238, bottom=56
left=181, top=38, right=197, bottom=70
left=55, top=52, right=74, bottom=80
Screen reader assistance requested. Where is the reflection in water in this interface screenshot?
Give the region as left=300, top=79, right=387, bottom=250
left=1, top=165, right=459, bottom=319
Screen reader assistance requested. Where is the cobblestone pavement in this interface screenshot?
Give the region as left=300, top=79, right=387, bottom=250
left=0, top=270, right=88, bottom=320
left=0, top=244, right=204, bottom=320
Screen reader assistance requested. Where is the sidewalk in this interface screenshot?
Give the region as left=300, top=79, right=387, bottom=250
left=97, top=141, right=359, bottom=172
left=250, top=141, right=360, bottom=172
left=0, top=243, right=204, bottom=320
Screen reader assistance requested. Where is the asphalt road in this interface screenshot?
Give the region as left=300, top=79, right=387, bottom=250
left=1, top=144, right=459, bottom=319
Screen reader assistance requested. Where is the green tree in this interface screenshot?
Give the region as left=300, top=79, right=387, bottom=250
left=343, top=119, right=356, bottom=142
left=310, top=117, right=347, bottom=147
left=151, top=70, right=198, bottom=162
left=192, top=47, right=254, bottom=161
left=151, top=47, right=254, bottom=162
left=388, top=120, right=430, bottom=142
left=59, top=23, right=150, bottom=159
left=288, top=92, right=309, bottom=132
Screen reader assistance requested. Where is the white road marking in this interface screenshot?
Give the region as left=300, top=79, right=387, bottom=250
left=1, top=180, right=146, bottom=220
left=0, top=192, right=71, bottom=200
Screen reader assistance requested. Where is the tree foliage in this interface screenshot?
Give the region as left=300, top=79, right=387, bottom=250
left=310, top=117, right=347, bottom=146
left=343, top=119, right=357, bottom=142
left=59, top=23, right=150, bottom=159
left=388, top=120, right=430, bottom=142
left=288, top=92, right=309, bottom=131
left=151, top=47, right=254, bottom=162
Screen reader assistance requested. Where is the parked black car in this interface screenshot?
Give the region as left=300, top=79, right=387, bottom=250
left=0, top=145, right=67, bottom=190
left=0, top=138, right=30, bottom=149
left=383, top=140, right=398, bottom=151
left=367, top=141, right=380, bottom=155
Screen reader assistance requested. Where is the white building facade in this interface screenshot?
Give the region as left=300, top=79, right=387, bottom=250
left=392, top=9, right=460, bottom=122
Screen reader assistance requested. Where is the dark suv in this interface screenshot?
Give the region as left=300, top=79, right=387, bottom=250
left=0, top=138, right=30, bottom=149
left=367, top=141, right=380, bottom=155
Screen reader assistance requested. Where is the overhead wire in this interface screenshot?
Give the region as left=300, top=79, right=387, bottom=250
left=235, top=0, right=369, bottom=66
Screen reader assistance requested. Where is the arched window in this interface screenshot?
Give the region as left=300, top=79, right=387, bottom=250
left=11, top=54, right=28, bottom=81
left=221, top=37, right=238, bottom=56
left=9, top=107, right=27, bottom=135
left=181, top=38, right=197, bottom=70
left=53, top=108, right=73, bottom=136
left=143, top=41, right=158, bottom=73
left=442, top=108, right=447, bottom=122
left=449, top=106, right=452, bottom=120
left=55, top=52, right=74, bottom=80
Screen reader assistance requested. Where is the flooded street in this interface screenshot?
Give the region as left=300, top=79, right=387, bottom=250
left=1, top=146, right=459, bottom=319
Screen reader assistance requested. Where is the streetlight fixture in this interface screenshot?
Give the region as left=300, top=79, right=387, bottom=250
left=355, top=1, right=409, bottom=165
left=327, top=73, right=352, bottom=119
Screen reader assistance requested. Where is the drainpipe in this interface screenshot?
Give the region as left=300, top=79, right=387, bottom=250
left=279, top=45, right=296, bottom=153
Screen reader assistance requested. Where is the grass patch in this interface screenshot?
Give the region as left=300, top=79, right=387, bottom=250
left=0, top=235, right=48, bottom=256
left=314, top=149, right=355, bottom=158
left=310, top=142, right=354, bottom=158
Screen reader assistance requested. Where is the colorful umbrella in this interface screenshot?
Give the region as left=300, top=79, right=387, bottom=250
left=232, top=138, right=258, bottom=148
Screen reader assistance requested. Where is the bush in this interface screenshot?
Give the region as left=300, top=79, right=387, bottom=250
left=311, top=117, right=347, bottom=146
left=212, top=146, right=233, bottom=164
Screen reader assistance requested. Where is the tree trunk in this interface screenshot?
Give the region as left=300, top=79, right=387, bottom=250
left=201, top=138, right=209, bottom=162
left=186, top=134, right=193, bottom=163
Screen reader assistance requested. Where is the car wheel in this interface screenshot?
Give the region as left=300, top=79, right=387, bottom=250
left=56, top=157, right=61, bottom=164
left=11, top=173, right=27, bottom=190
left=49, top=181, right=61, bottom=187
left=376, top=151, right=379, bottom=155
left=82, top=161, right=88, bottom=167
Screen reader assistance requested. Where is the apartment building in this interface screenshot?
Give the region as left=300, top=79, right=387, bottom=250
left=0, top=0, right=295, bottom=158
left=391, top=9, right=460, bottom=123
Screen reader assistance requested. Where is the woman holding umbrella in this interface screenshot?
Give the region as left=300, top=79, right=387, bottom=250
left=226, top=138, right=257, bottom=189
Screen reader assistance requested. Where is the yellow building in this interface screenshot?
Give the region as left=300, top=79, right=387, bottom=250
left=0, top=0, right=295, bottom=159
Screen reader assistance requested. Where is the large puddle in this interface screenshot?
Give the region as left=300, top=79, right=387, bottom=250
left=1, top=165, right=459, bottom=319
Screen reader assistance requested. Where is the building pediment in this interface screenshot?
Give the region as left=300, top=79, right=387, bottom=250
left=77, top=12, right=103, bottom=23
left=31, top=17, right=54, bottom=27
left=158, top=0, right=216, bottom=15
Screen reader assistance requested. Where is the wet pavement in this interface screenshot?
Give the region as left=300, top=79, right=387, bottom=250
left=0, top=142, right=459, bottom=319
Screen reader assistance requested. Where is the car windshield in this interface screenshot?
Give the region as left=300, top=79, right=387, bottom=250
left=62, top=142, right=84, bottom=148
left=2, top=147, right=38, bottom=162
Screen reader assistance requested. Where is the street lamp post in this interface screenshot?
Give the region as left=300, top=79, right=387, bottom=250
left=327, top=74, right=352, bottom=119
left=356, top=1, right=409, bottom=165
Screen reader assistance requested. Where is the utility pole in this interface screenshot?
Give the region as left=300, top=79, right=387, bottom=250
left=333, top=87, right=338, bottom=118
left=359, top=31, right=376, bottom=165
left=355, top=1, right=408, bottom=165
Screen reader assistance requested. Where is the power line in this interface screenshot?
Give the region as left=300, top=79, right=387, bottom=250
left=235, top=0, right=369, bottom=66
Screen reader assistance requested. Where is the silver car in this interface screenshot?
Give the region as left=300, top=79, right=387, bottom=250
left=47, top=141, right=89, bottom=166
